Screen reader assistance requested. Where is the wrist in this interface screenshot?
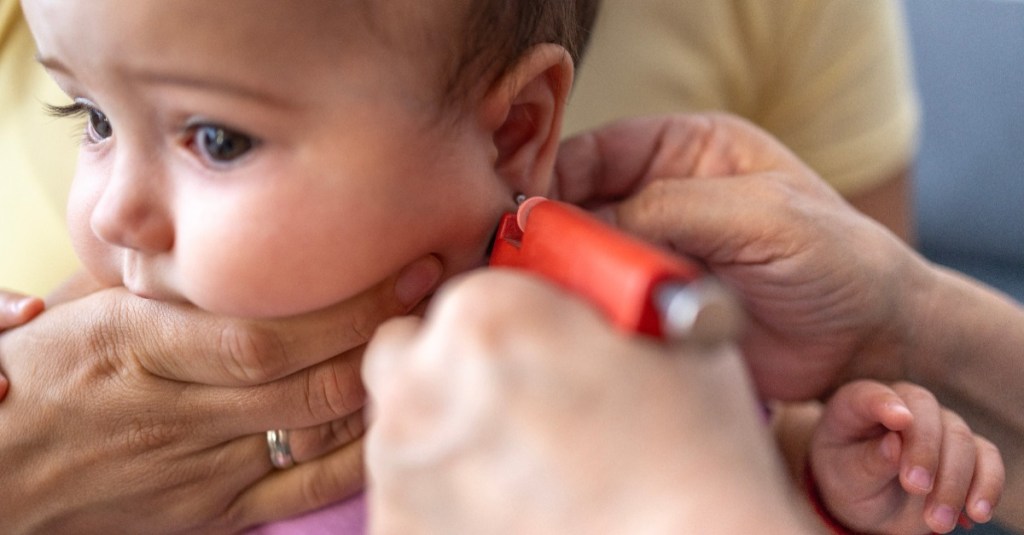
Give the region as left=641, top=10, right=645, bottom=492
left=902, top=262, right=1024, bottom=391
left=902, top=261, right=954, bottom=388
left=804, top=467, right=860, bottom=535
left=844, top=238, right=935, bottom=388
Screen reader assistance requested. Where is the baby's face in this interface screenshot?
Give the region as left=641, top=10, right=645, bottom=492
left=24, top=0, right=515, bottom=317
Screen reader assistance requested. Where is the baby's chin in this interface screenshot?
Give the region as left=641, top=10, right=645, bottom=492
left=120, top=270, right=188, bottom=305
left=125, top=284, right=184, bottom=303
left=177, top=247, right=494, bottom=320
left=182, top=281, right=368, bottom=320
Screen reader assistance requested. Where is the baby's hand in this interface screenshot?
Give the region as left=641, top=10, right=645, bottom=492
left=809, top=380, right=1004, bottom=534
left=0, top=289, right=45, bottom=400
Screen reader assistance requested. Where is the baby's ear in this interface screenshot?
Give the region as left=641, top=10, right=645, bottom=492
left=479, top=44, right=573, bottom=197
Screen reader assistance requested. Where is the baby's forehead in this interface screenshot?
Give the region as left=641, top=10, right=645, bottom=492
left=216, top=2, right=470, bottom=84
left=27, top=0, right=506, bottom=119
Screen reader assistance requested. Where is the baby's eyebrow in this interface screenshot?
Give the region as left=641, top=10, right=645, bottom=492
left=35, top=53, right=71, bottom=75
left=36, top=52, right=296, bottom=111
left=124, top=67, right=298, bottom=110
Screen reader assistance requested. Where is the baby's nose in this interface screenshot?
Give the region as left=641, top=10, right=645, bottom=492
left=90, top=170, right=173, bottom=254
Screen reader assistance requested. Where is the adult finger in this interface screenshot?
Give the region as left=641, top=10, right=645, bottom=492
left=608, top=165, right=848, bottom=266
left=364, top=311, right=495, bottom=468
left=174, top=342, right=371, bottom=440
left=554, top=114, right=714, bottom=203
left=2, top=295, right=375, bottom=439
left=361, top=315, right=423, bottom=401
left=127, top=255, right=442, bottom=385
left=228, top=439, right=366, bottom=531
left=97, top=343, right=366, bottom=453
left=552, top=113, right=807, bottom=205
left=0, top=296, right=384, bottom=533
left=285, top=409, right=367, bottom=464
left=0, top=289, right=44, bottom=330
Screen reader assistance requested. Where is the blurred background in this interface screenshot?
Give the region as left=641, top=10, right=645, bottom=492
left=903, top=2, right=1021, bottom=533
left=905, top=0, right=1024, bottom=306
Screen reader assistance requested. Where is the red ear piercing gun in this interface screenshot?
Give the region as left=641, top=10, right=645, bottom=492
left=489, top=197, right=742, bottom=344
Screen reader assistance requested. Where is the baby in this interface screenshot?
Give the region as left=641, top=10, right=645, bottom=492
left=10, top=0, right=1001, bottom=533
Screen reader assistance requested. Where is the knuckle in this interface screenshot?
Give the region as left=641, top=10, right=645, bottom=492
left=81, top=297, right=135, bottom=374
left=304, top=358, right=366, bottom=420
left=120, top=412, right=186, bottom=452
left=218, top=500, right=251, bottom=534
left=347, top=309, right=379, bottom=346
left=302, top=413, right=366, bottom=460
left=756, top=174, right=802, bottom=211
left=60, top=298, right=149, bottom=393
left=632, top=181, right=674, bottom=223
left=436, top=275, right=507, bottom=327
left=328, top=410, right=367, bottom=446
left=298, top=444, right=364, bottom=507
left=346, top=280, right=407, bottom=343
left=217, top=322, right=287, bottom=384
left=296, top=469, right=335, bottom=509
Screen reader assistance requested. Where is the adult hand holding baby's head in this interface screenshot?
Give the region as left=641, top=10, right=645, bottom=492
left=553, top=113, right=929, bottom=401
left=0, top=256, right=441, bottom=533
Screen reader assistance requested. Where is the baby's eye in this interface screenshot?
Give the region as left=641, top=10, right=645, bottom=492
left=46, top=101, right=112, bottom=144
left=87, top=107, right=113, bottom=141
left=194, top=125, right=254, bottom=163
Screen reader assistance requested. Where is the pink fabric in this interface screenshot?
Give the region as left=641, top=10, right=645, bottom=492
left=246, top=492, right=366, bottom=535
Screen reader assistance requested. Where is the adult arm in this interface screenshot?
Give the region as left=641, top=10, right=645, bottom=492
left=910, top=266, right=1024, bottom=528
left=363, top=270, right=818, bottom=535
left=552, top=113, right=1024, bottom=529
left=846, top=167, right=916, bottom=244
left=0, top=256, right=441, bottom=534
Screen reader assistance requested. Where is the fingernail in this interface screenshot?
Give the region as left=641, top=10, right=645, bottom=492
left=931, top=505, right=958, bottom=531
left=974, top=500, right=992, bottom=521
left=8, top=298, right=26, bottom=315
left=907, top=466, right=933, bottom=492
left=394, top=257, right=443, bottom=308
left=888, top=401, right=912, bottom=417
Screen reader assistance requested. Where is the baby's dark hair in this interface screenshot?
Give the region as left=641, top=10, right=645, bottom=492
left=447, top=0, right=601, bottom=104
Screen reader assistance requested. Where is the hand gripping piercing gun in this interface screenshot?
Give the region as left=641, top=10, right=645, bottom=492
left=489, top=197, right=743, bottom=344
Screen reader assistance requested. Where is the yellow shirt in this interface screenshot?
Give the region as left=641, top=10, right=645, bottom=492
left=565, top=0, right=920, bottom=196
left=0, top=0, right=80, bottom=295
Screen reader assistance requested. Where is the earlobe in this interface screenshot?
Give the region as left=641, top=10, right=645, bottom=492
left=480, top=44, right=574, bottom=197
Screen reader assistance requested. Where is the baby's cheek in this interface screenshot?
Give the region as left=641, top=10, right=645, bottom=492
left=174, top=229, right=376, bottom=319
